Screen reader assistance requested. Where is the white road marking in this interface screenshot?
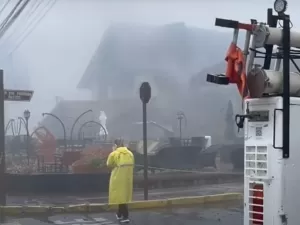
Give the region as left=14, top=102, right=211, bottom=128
left=74, top=219, right=88, bottom=222
left=100, top=222, right=116, bottom=225
left=53, top=220, right=67, bottom=225
left=53, top=216, right=117, bottom=225
left=54, top=221, right=71, bottom=224
left=94, top=218, right=108, bottom=222
left=1, top=223, right=22, bottom=225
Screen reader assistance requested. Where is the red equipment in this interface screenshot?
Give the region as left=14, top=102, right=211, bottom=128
left=31, top=126, right=56, bottom=163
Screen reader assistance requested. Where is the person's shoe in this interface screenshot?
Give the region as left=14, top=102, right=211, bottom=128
left=120, top=218, right=130, bottom=223
left=116, top=214, right=122, bottom=220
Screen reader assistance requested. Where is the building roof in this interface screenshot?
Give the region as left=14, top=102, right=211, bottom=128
left=77, top=22, right=232, bottom=89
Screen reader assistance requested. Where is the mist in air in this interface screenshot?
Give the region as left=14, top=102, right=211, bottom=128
left=0, top=0, right=299, bottom=142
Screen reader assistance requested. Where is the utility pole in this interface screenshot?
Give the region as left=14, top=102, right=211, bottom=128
left=0, top=70, right=34, bottom=207
left=281, top=12, right=290, bottom=158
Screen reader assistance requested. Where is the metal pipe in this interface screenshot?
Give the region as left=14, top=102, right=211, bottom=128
left=232, top=28, right=239, bottom=44
left=77, top=120, right=107, bottom=141
left=5, top=119, right=14, bottom=135
left=177, top=113, right=184, bottom=139
left=243, top=30, right=251, bottom=73
left=274, top=47, right=282, bottom=71
left=0, top=70, right=6, bottom=206
left=282, top=14, right=290, bottom=158
left=264, top=9, right=278, bottom=70
left=12, top=120, right=18, bottom=135
left=263, top=26, right=300, bottom=48
left=142, top=102, right=148, bottom=200
left=42, top=113, right=67, bottom=150
left=17, top=116, right=27, bottom=154
left=247, top=34, right=257, bottom=74
left=15, top=119, right=21, bottom=135
left=25, top=117, right=29, bottom=165
left=16, top=117, right=26, bottom=135
left=70, top=109, right=92, bottom=148
left=17, top=117, right=26, bottom=129
left=176, top=111, right=187, bottom=140
left=179, top=118, right=182, bottom=140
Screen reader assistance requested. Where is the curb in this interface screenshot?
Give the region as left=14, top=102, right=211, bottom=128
left=128, top=192, right=242, bottom=210
left=0, top=193, right=243, bottom=217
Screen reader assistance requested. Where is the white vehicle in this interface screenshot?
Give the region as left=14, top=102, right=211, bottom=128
left=207, top=1, right=300, bottom=224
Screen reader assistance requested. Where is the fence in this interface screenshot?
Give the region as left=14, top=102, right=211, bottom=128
left=6, top=172, right=242, bottom=194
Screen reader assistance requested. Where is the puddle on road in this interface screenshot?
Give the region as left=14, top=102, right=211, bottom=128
left=151, top=200, right=243, bottom=221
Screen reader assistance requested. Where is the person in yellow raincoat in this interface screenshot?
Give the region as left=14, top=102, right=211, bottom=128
left=107, top=139, right=134, bottom=223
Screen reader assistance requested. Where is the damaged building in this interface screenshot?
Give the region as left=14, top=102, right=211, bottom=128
left=40, top=22, right=240, bottom=143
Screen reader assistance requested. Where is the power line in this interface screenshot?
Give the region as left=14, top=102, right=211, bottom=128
left=0, top=0, right=10, bottom=16
left=0, top=0, right=24, bottom=33
left=7, top=0, right=56, bottom=55
left=0, top=0, right=31, bottom=40
left=0, top=0, right=43, bottom=47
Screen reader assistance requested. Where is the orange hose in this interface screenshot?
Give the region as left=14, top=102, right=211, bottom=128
left=225, top=42, right=248, bottom=99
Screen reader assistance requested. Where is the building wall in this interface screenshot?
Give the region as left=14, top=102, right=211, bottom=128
left=90, top=81, right=108, bottom=101
left=90, top=74, right=159, bottom=100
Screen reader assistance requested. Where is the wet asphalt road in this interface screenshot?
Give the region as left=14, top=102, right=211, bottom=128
left=2, top=183, right=244, bottom=225
left=7, top=182, right=243, bottom=205
left=3, top=203, right=244, bottom=225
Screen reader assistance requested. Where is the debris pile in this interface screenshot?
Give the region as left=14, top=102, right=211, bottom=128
left=71, top=146, right=112, bottom=173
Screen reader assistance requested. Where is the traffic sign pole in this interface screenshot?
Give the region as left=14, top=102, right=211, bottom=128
left=139, top=82, right=151, bottom=201
left=0, top=70, right=6, bottom=206
left=142, top=101, right=148, bottom=200
left=0, top=70, right=33, bottom=208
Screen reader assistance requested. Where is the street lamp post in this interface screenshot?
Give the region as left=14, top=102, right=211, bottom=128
left=77, top=120, right=108, bottom=141
left=177, top=111, right=184, bottom=140
left=23, top=109, right=30, bottom=165
left=70, top=109, right=92, bottom=149
left=42, top=113, right=67, bottom=151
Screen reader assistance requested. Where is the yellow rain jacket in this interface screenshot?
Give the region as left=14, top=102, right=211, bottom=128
left=106, top=147, right=134, bottom=204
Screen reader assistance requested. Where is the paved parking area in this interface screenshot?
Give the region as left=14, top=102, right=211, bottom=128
left=3, top=201, right=243, bottom=225
left=2, top=182, right=243, bottom=225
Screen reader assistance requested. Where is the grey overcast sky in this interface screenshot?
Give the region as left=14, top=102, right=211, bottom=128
left=1, top=0, right=299, bottom=129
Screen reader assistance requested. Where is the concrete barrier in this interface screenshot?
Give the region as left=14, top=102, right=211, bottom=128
left=6, top=172, right=243, bottom=194
left=128, top=193, right=243, bottom=210
left=0, top=193, right=243, bottom=217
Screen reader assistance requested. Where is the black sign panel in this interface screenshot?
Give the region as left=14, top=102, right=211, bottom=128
left=248, top=110, right=269, bottom=122
left=4, top=89, right=34, bottom=101
left=139, top=82, right=151, bottom=104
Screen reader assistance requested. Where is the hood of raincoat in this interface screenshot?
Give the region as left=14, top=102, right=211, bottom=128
left=115, top=146, right=130, bottom=153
